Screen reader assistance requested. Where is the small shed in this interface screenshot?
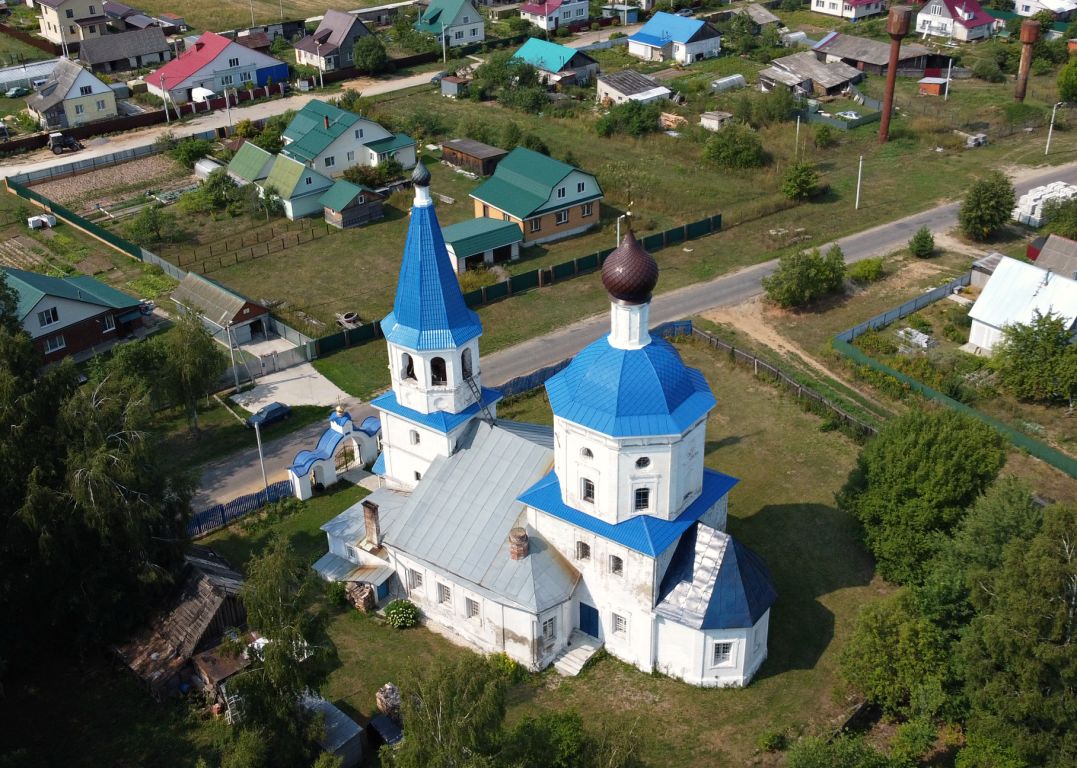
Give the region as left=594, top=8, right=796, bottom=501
left=304, top=697, right=364, bottom=768
left=171, top=272, right=269, bottom=344
left=194, top=157, right=224, bottom=180
left=700, top=111, right=734, bottom=132
left=918, top=76, right=947, bottom=96
left=711, top=74, right=747, bottom=93
left=971, top=251, right=1004, bottom=288
left=441, top=138, right=509, bottom=177
left=321, top=180, right=385, bottom=229
left=442, top=217, right=524, bottom=273
left=441, top=75, right=469, bottom=98
left=601, top=4, right=639, bottom=23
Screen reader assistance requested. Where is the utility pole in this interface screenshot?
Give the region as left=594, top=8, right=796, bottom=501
left=855, top=155, right=864, bottom=210
left=442, top=22, right=448, bottom=64
left=226, top=322, right=241, bottom=392
left=794, top=114, right=800, bottom=160
left=1046, top=101, right=1063, bottom=156
left=250, top=0, right=256, bottom=28
left=254, top=421, right=270, bottom=502
left=161, top=75, right=170, bottom=124
left=943, top=58, right=952, bottom=101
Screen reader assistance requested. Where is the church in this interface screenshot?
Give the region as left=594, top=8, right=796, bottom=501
left=314, top=164, right=777, bottom=687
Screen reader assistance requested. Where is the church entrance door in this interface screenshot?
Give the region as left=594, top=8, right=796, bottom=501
left=579, top=602, right=599, bottom=638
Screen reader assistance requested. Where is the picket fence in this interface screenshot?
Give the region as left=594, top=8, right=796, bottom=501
left=188, top=479, right=292, bottom=537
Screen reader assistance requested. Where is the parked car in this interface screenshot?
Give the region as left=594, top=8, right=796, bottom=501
left=675, top=8, right=695, bottom=16
left=836, top=110, right=861, bottom=121
left=245, top=402, right=292, bottom=429
left=430, top=71, right=450, bottom=85
left=4, top=86, right=28, bottom=98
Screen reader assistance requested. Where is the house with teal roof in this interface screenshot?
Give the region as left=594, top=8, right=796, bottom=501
left=1, top=266, right=143, bottom=364
left=441, top=217, right=523, bottom=272
left=260, top=154, right=334, bottom=220
left=281, top=99, right=417, bottom=178
left=226, top=141, right=274, bottom=185
left=470, top=147, right=602, bottom=244
left=320, top=179, right=385, bottom=229
left=414, top=0, right=485, bottom=48
left=512, top=37, right=599, bottom=85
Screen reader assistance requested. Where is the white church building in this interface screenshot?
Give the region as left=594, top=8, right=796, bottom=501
left=313, top=164, right=777, bottom=687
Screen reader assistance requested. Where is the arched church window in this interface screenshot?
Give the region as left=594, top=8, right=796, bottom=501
left=635, top=457, right=650, bottom=469
left=431, top=356, right=447, bottom=386
left=580, top=447, right=593, bottom=459
left=461, top=348, right=473, bottom=379
left=402, top=353, right=416, bottom=380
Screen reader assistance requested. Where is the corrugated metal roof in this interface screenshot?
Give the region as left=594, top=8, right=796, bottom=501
left=442, top=138, right=508, bottom=160
left=969, top=255, right=1077, bottom=332
left=470, top=147, right=585, bottom=219
left=812, top=33, right=931, bottom=67
left=545, top=336, right=716, bottom=437
left=294, top=10, right=368, bottom=56
left=518, top=469, right=739, bottom=557
left=379, top=194, right=484, bottom=350
left=441, top=217, right=522, bottom=256
left=80, top=27, right=170, bottom=65
left=381, top=421, right=578, bottom=612
left=170, top=272, right=266, bottom=327
left=629, top=11, right=709, bottom=45
left=320, top=179, right=375, bottom=212
left=312, top=552, right=394, bottom=585
left=513, top=38, right=582, bottom=73
left=365, top=133, right=416, bottom=154
left=655, top=524, right=777, bottom=630
left=146, top=31, right=232, bottom=90
left=370, top=387, right=502, bottom=433
left=1036, top=235, right=1077, bottom=279
left=415, top=0, right=470, bottom=34
left=597, top=69, right=667, bottom=97
left=27, top=58, right=92, bottom=114
left=227, top=141, right=273, bottom=182
left=264, top=154, right=333, bottom=199
left=3, top=266, right=139, bottom=320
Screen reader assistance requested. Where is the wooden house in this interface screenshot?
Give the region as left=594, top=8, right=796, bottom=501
left=321, top=179, right=385, bottom=229
left=441, top=138, right=508, bottom=176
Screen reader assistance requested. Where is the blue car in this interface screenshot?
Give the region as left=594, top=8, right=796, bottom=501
left=245, top=402, right=292, bottom=429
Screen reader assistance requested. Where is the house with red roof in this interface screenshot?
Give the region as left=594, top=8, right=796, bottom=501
left=917, top=0, right=994, bottom=41
left=809, top=0, right=885, bottom=21
left=146, top=31, right=288, bottom=104
left=519, top=0, right=590, bottom=32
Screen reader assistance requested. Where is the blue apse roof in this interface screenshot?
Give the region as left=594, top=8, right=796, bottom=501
left=370, top=387, right=503, bottom=433
left=380, top=201, right=483, bottom=351
left=518, top=468, right=739, bottom=557
left=658, top=526, right=778, bottom=629
left=371, top=452, right=386, bottom=476
left=545, top=336, right=717, bottom=437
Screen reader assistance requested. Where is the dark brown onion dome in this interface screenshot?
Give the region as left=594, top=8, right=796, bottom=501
left=412, top=161, right=431, bottom=187
left=601, top=230, right=658, bottom=304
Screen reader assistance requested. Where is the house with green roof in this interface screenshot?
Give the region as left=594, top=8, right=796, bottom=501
left=513, top=37, right=599, bottom=85
left=415, top=0, right=485, bottom=48
left=226, top=141, right=274, bottom=185
left=441, top=217, right=523, bottom=272
left=281, top=99, right=417, bottom=178
left=470, top=147, right=603, bottom=245
left=320, top=179, right=386, bottom=229
left=2, top=266, right=143, bottom=364
left=260, top=154, right=334, bottom=220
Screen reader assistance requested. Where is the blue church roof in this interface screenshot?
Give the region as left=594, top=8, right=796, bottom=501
left=545, top=336, right=716, bottom=437
left=380, top=200, right=483, bottom=351
left=518, top=468, right=738, bottom=557
left=371, top=387, right=502, bottom=433
left=656, top=524, right=777, bottom=630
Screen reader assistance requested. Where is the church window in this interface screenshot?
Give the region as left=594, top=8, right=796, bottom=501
left=634, top=488, right=650, bottom=511
left=409, top=430, right=420, bottom=445
left=466, top=598, right=480, bottom=619
left=581, top=478, right=595, bottom=502
left=402, top=352, right=416, bottom=380
left=431, top=356, right=447, bottom=385
left=542, top=616, right=557, bottom=645
left=609, top=555, right=624, bottom=576
left=345, top=544, right=360, bottom=563
left=437, top=583, right=451, bottom=604
left=461, top=348, right=473, bottom=379
left=580, top=447, right=593, bottom=459
left=712, top=642, right=733, bottom=666
left=612, top=613, right=627, bottom=636
left=414, top=471, right=422, bottom=481
left=575, top=541, right=590, bottom=561
left=635, top=456, right=650, bottom=469
left=408, top=569, right=423, bottom=591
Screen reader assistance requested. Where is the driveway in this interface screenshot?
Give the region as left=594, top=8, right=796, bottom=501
left=229, top=363, right=355, bottom=412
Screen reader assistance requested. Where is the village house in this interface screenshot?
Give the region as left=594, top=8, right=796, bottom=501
left=234, top=31, right=272, bottom=53
left=78, top=26, right=172, bottom=73
left=519, top=0, right=590, bottom=32
left=812, top=32, right=937, bottom=76
left=321, top=179, right=386, bottom=229
left=2, top=266, right=142, bottom=364
left=1029, top=233, right=1077, bottom=278
left=146, top=30, right=288, bottom=104
left=968, top=255, right=1077, bottom=353
left=315, top=164, right=776, bottom=686
left=1015, top=0, right=1077, bottom=20
left=170, top=272, right=270, bottom=345
left=441, top=216, right=524, bottom=272
left=414, top=0, right=485, bottom=48
left=809, top=0, right=885, bottom=21
left=294, top=9, right=370, bottom=72
left=596, top=70, right=672, bottom=105
left=226, top=140, right=275, bottom=186
left=26, top=57, right=116, bottom=128
left=917, top=0, right=994, bottom=42
left=513, top=37, right=599, bottom=86
left=627, top=11, right=721, bottom=65
left=260, top=153, right=335, bottom=220
left=37, top=0, right=107, bottom=48
left=470, top=147, right=603, bottom=245
left=280, top=99, right=417, bottom=177
left=759, top=51, right=862, bottom=96
left=729, top=3, right=782, bottom=29
left=441, top=138, right=508, bottom=176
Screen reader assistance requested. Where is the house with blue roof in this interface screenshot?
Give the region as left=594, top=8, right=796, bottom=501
left=311, top=164, right=775, bottom=687
left=512, top=37, right=599, bottom=85
left=628, top=11, right=721, bottom=65
left=281, top=99, right=416, bottom=178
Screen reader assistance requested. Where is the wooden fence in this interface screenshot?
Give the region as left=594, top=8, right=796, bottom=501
left=188, top=479, right=292, bottom=538
left=173, top=220, right=334, bottom=273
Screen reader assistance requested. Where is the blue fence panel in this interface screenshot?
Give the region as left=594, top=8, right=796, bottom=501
left=188, top=479, right=292, bottom=537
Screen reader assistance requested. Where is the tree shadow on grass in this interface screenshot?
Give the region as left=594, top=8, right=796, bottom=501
left=705, top=432, right=760, bottom=452
left=730, top=502, right=874, bottom=682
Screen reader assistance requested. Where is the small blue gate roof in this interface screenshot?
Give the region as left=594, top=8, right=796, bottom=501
left=518, top=468, right=738, bottom=557
left=380, top=199, right=483, bottom=351
left=545, top=335, right=716, bottom=437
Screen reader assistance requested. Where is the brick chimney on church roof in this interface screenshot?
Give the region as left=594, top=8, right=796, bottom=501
left=508, top=527, right=529, bottom=560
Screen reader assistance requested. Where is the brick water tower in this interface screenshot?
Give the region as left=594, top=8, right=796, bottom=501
left=879, top=6, right=913, bottom=144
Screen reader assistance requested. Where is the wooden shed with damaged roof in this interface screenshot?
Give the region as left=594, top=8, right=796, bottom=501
left=113, top=547, right=246, bottom=698
left=171, top=272, right=269, bottom=345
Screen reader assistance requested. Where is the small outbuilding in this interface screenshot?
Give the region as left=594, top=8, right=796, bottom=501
left=442, top=217, right=524, bottom=272
left=321, top=179, right=386, bottom=229
left=700, top=110, right=734, bottom=132
left=171, top=272, right=270, bottom=345
left=441, top=138, right=508, bottom=177
left=601, top=4, right=639, bottom=23
left=440, top=75, right=469, bottom=98
left=596, top=70, right=672, bottom=105
left=711, top=74, right=747, bottom=93
left=303, top=697, right=363, bottom=768
left=918, top=76, right=947, bottom=96
left=194, top=156, right=224, bottom=180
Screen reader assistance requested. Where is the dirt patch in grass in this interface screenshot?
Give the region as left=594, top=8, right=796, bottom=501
left=32, top=154, right=194, bottom=211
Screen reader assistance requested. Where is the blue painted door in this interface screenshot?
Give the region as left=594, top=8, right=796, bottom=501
left=579, top=602, right=599, bottom=637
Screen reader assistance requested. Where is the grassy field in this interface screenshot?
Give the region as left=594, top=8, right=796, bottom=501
left=127, top=0, right=390, bottom=32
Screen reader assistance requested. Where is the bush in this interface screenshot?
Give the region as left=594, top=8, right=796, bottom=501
left=959, top=171, right=1015, bottom=241
left=890, top=718, right=938, bottom=764
left=909, top=226, right=935, bottom=258
left=847, top=258, right=885, bottom=284
left=342, top=158, right=404, bottom=187
left=498, top=85, right=548, bottom=113
left=384, top=599, right=421, bottom=628
left=814, top=124, right=838, bottom=149
left=595, top=100, right=662, bottom=137
left=488, top=652, right=527, bottom=683
left=326, top=580, right=347, bottom=607
left=782, top=161, right=821, bottom=201
left=169, top=137, right=213, bottom=168
left=762, top=245, right=846, bottom=308
left=973, top=58, right=1005, bottom=83
left=703, top=123, right=767, bottom=169
left=755, top=729, right=788, bottom=752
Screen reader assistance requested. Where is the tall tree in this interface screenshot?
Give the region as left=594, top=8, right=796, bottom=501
left=838, top=410, right=1006, bottom=584
left=959, top=503, right=1077, bottom=768
left=353, top=34, right=393, bottom=75
left=163, top=310, right=226, bottom=432
left=0, top=271, right=19, bottom=334
left=993, top=310, right=1077, bottom=406
left=958, top=172, right=1015, bottom=241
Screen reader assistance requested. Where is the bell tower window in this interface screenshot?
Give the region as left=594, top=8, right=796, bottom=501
left=581, top=478, right=595, bottom=503
left=461, top=348, right=473, bottom=379
left=431, top=357, right=447, bottom=386
left=580, top=447, right=593, bottom=459
left=402, top=353, right=416, bottom=380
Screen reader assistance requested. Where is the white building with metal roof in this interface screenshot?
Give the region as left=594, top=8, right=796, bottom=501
left=312, top=163, right=776, bottom=686
left=968, top=255, right=1077, bottom=352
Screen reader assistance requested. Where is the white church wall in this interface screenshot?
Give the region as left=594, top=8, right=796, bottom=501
left=379, top=412, right=454, bottom=488
left=653, top=611, right=770, bottom=687
left=386, top=338, right=481, bottom=415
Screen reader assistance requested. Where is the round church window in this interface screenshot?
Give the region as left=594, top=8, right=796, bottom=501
left=636, top=457, right=651, bottom=469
